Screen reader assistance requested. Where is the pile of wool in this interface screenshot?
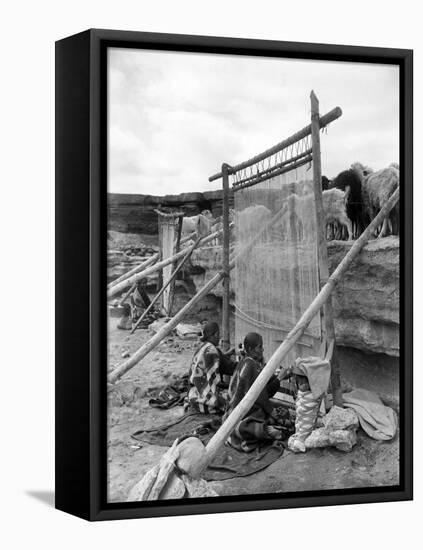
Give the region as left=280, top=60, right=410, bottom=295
left=304, top=406, right=359, bottom=452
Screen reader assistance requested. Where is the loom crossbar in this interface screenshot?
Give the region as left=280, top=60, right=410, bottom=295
left=232, top=149, right=313, bottom=190
left=208, top=106, right=342, bottom=182
left=232, top=154, right=313, bottom=192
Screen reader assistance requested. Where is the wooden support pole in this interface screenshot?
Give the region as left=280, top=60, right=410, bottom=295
left=130, top=237, right=202, bottom=334
left=107, top=225, right=231, bottom=299
left=107, top=253, right=158, bottom=290
left=221, top=163, right=231, bottom=352
left=310, top=90, right=343, bottom=407
left=180, top=231, right=197, bottom=245
left=202, top=187, right=399, bottom=468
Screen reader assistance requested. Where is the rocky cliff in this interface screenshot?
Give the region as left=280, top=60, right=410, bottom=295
left=108, top=190, right=234, bottom=235
left=189, top=237, right=400, bottom=357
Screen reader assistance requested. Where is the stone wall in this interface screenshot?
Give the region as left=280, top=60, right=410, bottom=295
left=328, top=237, right=399, bottom=357
left=108, top=190, right=234, bottom=235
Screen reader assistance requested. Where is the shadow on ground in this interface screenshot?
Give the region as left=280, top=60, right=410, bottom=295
left=26, top=490, right=55, bottom=508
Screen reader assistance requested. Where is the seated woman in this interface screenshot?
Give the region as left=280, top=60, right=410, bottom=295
left=224, top=332, right=282, bottom=452
left=186, top=321, right=236, bottom=414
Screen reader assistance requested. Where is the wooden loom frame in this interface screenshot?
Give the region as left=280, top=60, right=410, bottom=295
left=210, top=92, right=343, bottom=404
left=56, top=28, right=412, bottom=521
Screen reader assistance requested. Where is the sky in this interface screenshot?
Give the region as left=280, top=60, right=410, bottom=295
left=108, top=47, right=399, bottom=195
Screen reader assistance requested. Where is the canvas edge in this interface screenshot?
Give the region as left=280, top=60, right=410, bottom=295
left=55, top=29, right=92, bottom=520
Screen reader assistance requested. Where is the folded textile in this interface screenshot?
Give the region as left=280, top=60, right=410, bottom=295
left=148, top=387, right=186, bottom=409
left=292, top=356, right=331, bottom=399
left=343, top=388, right=397, bottom=441
left=147, top=374, right=189, bottom=409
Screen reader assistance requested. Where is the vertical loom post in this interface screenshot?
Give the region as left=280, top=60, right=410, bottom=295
left=221, top=163, right=231, bottom=351
left=288, top=182, right=302, bottom=331
left=310, top=90, right=343, bottom=407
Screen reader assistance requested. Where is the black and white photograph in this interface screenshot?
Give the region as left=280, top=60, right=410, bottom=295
left=106, top=46, right=402, bottom=503
left=1, top=0, right=420, bottom=543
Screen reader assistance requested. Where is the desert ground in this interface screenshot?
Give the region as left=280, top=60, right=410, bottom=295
left=107, top=317, right=399, bottom=503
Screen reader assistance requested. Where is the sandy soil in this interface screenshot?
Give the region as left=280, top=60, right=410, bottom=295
left=107, top=318, right=399, bottom=503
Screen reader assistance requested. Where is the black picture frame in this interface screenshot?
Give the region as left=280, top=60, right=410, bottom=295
left=55, top=28, right=413, bottom=521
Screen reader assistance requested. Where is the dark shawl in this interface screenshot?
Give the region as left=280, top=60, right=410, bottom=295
left=224, top=356, right=280, bottom=452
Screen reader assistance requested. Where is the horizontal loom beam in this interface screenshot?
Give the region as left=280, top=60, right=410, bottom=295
left=208, top=106, right=342, bottom=182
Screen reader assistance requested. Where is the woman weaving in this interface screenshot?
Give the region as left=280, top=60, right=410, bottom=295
left=186, top=321, right=236, bottom=414
left=224, top=332, right=283, bottom=452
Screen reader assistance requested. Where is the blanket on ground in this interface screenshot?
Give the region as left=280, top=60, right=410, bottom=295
left=343, top=388, right=398, bottom=441
left=131, top=411, right=285, bottom=481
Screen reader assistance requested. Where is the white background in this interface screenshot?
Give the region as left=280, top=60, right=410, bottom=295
left=0, top=1, right=420, bottom=548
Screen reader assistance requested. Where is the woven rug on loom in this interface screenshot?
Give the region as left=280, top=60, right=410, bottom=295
left=131, top=412, right=285, bottom=481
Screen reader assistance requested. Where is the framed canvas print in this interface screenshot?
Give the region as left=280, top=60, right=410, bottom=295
left=55, top=29, right=413, bottom=521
